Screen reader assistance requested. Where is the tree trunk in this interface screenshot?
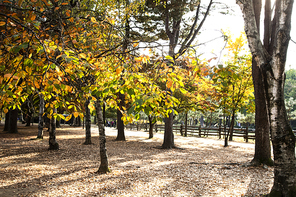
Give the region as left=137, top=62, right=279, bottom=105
left=84, top=97, right=92, bottom=145
left=4, top=110, right=10, bottom=131
left=25, top=112, right=32, bottom=126
left=162, top=112, right=174, bottom=149
left=49, top=107, right=59, bottom=150
left=252, top=59, right=273, bottom=166
left=96, top=99, right=110, bottom=173
left=148, top=115, right=155, bottom=139
left=37, top=94, right=44, bottom=139
left=103, top=102, right=106, bottom=126
left=116, top=93, right=125, bottom=141
left=228, top=109, right=235, bottom=141
left=184, top=112, right=188, bottom=137
left=8, top=109, right=18, bottom=134
left=237, top=0, right=296, bottom=195
left=251, top=0, right=273, bottom=166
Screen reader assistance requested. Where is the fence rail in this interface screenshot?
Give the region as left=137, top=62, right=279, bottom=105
left=125, top=123, right=296, bottom=143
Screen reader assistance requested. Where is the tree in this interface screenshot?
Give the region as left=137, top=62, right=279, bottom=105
left=96, top=98, right=110, bottom=173
left=250, top=0, right=273, bottom=167
left=140, top=0, right=214, bottom=148
left=213, top=32, right=254, bottom=147
left=83, top=97, right=92, bottom=145
left=237, top=0, right=296, bottom=195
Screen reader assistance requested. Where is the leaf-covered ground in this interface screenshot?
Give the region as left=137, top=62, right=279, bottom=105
left=0, top=124, right=273, bottom=197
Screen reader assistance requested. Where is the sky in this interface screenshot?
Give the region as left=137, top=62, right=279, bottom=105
left=197, top=0, right=296, bottom=71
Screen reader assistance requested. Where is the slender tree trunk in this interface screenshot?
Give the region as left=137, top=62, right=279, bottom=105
left=84, top=97, right=92, bottom=145
left=185, top=112, right=188, bottom=137
left=116, top=93, right=125, bottom=141
left=37, top=94, right=44, bottom=139
left=103, top=102, right=106, bottom=126
left=4, top=110, right=10, bottom=131
left=96, top=100, right=110, bottom=173
left=148, top=115, right=155, bottom=139
left=25, top=112, right=32, bottom=126
left=228, top=109, right=235, bottom=141
left=49, top=107, right=59, bottom=150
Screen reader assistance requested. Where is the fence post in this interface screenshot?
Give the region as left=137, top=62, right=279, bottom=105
left=199, top=125, right=201, bottom=137
left=245, top=124, right=249, bottom=143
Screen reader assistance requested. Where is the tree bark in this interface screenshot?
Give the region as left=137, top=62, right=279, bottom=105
left=162, top=112, right=174, bottom=149
left=48, top=107, right=59, bottom=150
left=148, top=115, right=155, bottom=139
left=4, top=110, right=10, bottom=132
left=116, top=93, right=125, bottom=141
left=37, top=94, right=44, bottom=139
left=237, top=0, right=296, bottom=195
left=84, top=97, right=92, bottom=145
left=251, top=0, right=273, bottom=166
left=25, top=112, right=32, bottom=127
left=8, top=109, right=18, bottom=134
left=96, top=99, right=110, bottom=173
left=184, top=112, right=188, bottom=137
left=228, top=109, right=235, bottom=141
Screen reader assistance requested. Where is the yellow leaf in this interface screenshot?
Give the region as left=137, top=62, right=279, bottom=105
left=0, top=21, right=6, bottom=26
left=167, top=80, right=173, bottom=89
left=73, top=112, right=79, bottom=118
left=79, top=53, right=86, bottom=59
left=65, top=114, right=72, bottom=121
left=91, top=17, right=96, bottom=23
left=4, top=109, right=8, bottom=114
left=116, top=68, right=123, bottom=75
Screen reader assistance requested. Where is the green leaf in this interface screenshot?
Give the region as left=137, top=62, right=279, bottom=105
left=127, top=88, right=135, bottom=96
left=24, top=58, right=33, bottom=67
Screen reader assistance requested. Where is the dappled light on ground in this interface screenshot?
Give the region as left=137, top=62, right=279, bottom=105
left=0, top=125, right=273, bottom=196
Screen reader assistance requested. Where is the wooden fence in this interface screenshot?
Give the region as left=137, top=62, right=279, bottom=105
left=125, top=123, right=296, bottom=143
left=126, top=123, right=255, bottom=142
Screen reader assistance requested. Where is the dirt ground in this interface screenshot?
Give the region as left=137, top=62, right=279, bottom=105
left=0, top=124, right=273, bottom=197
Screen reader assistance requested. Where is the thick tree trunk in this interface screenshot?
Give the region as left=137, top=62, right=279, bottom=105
left=251, top=0, right=273, bottom=166
left=84, top=97, right=92, bottom=145
left=96, top=100, right=110, bottom=173
left=252, top=59, right=273, bottom=166
left=37, top=94, right=44, bottom=139
left=267, top=73, right=296, bottom=196
left=116, top=93, right=125, bottom=141
left=49, top=108, right=59, bottom=150
left=8, top=109, right=18, bottom=133
left=162, top=112, right=174, bottom=149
